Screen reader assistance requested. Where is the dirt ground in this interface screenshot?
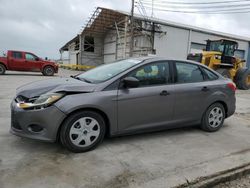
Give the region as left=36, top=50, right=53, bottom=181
left=0, top=69, right=250, bottom=188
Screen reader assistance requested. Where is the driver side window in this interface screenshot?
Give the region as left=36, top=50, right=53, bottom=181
left=25, top=53, right=36, bottom=61
left=127, top=62, right=170, bottom=87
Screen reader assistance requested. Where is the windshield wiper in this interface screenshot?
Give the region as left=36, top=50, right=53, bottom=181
left=70, top=75, right=81, bottom=80
left=77, top=77, right=92, bottom=83
left=70, top=75, right=92, bottom=83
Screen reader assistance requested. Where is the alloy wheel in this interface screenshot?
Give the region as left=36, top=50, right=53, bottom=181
left=208, top=107, right=223, bottom=128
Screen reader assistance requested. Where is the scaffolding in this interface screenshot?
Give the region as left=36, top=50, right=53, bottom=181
left=60, top=7, right=164, bottom=65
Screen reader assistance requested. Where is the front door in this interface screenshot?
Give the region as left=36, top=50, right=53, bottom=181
left=24, top=53, right=41, bottom=72
left=117, top=61, right=175, bottom=133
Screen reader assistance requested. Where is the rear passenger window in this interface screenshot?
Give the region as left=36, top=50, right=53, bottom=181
left=175, top=62, right=204, bottom=83
left=12, top=52, right=22, bottom=59
left=202, top=67, right=219, bottom=81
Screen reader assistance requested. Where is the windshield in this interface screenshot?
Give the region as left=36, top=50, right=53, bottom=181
left=77, top=59, right=142, bottom=83
left=208, top=41, right=236, bottom=56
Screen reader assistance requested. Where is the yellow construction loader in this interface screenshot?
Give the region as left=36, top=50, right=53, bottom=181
left=187, top=39, right=250, bottom=90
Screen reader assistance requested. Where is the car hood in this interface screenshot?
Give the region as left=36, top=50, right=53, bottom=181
left=16, top=77, right=96, bottom=98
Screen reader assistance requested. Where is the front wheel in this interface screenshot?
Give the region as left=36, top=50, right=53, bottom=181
left=60, top=111, right=106, bottom=153
left=42, top=66, right=55, bottom=76
left=201, top=103, right=225, bottom=132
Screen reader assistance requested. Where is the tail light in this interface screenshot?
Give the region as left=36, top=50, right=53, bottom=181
left=227, top=82, right=236, bottom=92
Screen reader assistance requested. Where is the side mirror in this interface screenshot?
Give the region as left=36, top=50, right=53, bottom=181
left=35, top=57, right=39, bottom=61
left=123, top=77, right=139, bottom=88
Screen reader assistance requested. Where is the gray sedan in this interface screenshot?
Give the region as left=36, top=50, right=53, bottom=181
left=10, top=57, right=236, bottom=152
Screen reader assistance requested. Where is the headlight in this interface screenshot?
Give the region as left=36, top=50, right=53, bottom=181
left=17, top=93, right=64, bottom=109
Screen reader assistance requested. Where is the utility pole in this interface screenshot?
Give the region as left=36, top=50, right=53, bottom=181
left=129, top=0, right=135, bottom=57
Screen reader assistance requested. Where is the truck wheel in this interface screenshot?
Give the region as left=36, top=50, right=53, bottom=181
left=0, top=64, right=6, bottom=75
left=60, top=111, right=106, bottom=153
left=216, top=68, right=231, bottom=79
left=235, top=68, right=250, bottom=90
left=43, top=66, right=55, bottom=76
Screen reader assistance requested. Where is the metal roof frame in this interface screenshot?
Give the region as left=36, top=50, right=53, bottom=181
left=60, top=7, right=250, bottom=52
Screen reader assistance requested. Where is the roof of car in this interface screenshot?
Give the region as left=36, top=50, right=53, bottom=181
left=130, top=56, right=201, bottom=65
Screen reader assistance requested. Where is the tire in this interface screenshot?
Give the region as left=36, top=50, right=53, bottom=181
left=60, top=111, right=106, bottom=153
left=216, top=68, right=231, bottom=79
left=42, top=66, right=55, bottom=76
left=0, top=64, right=6, bottom=75
left=201, top=103, right=225, bottom=132
left=235, top=68, right=250, bottom=90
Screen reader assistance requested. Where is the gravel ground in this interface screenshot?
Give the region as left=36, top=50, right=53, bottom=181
left=214, top=174, right=250, bottom=188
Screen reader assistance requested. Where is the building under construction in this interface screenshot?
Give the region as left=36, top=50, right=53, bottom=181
left=60, top=7, right=250, bottom=67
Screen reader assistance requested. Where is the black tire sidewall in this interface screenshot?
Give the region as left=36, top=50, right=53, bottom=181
left=60, top=111, right=106, bottom=153
left=241, top=70, right=250, bottom=89
left=201, top=103, right=225, bottom=132
left=0, top=64, right=6, bottom=75
left=43, top=66, right=54, bottom=76
left=235, top=68, right=250, bottom=90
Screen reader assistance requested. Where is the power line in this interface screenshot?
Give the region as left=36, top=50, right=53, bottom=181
left=141, top=1, right=250, bottom=9
left=141, top=0, right=250, bottom=5
left=138, top=0, right=149, bottom=18
left=140, top=0, right=250, bottom=14
left=143, top=5, right=250, bottom=14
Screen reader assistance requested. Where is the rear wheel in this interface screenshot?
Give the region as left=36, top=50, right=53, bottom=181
left=216, top=68, right=231, bottom=79
left=235, top=68, right=250, bottom=90
left=0, top=64, right=6, bottom=75
left=201, top=103, right=225, bottom=132
left=60, top=111, right=106, bottom=153
left=42, top=66, right=55, bottom=76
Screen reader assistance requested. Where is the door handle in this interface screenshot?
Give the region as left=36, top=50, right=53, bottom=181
left=160, top=90, right=170, bottom=96
left=201, top=86, right=209, bottom=92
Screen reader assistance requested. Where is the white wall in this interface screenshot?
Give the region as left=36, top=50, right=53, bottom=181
left=154, top=25, right=189, bottom=59
left=80, top=33, right=104, bottom=66
left=153, top=25, right=249, bottom=61
left=103, top=30, right=117, bottom=63
left=68, top=43, right=78, bottom=65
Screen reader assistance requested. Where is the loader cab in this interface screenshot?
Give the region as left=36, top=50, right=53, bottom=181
left=206, top=39, right=238, bottom=57
left=206, top=39, right=239, bottom=67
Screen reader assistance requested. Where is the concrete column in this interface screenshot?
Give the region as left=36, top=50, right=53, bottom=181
left=247, top=42, right=250, bottom=68
left=79, top=34, right=82, bottom=65
left=187, top=29, right=192, bottom=55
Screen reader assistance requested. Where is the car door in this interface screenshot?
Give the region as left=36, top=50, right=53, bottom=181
left=172, top=61, right=213, bottom=124
left=25, top=53, right=41, bottom=72
left=117, top=61, right=175, bottom=133
left=8, top=51, right=26, bottom=71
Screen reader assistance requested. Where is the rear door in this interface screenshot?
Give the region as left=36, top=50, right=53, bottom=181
left=172, top=61, right=213, bottom=124
left=24, top=53, right=41, bottom=72
left=8, top=51, right=26, bottom=71
left=117, top=61, right=175, bottom=133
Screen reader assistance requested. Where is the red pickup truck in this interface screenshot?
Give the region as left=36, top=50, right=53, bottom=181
left=0, top=50, right=58, bottom=76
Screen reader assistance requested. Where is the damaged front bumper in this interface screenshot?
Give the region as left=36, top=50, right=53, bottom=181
left=10, top=99, right=66, bottom=142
